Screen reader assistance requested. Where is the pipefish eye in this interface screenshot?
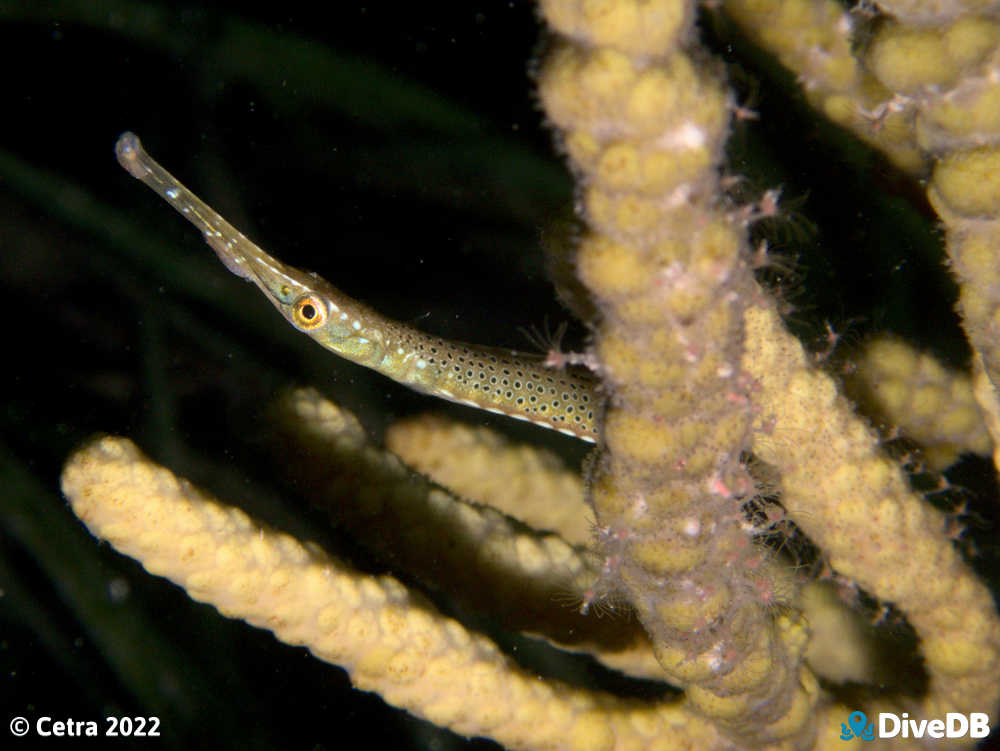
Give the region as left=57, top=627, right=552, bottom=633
left=291, top=295, right=326, bottom=330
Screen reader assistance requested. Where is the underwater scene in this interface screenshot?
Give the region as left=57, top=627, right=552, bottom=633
left=2, top=1, right=1000, bottom=749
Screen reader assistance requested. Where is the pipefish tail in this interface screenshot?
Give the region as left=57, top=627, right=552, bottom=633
left=114, top=132, right=601, bottom=442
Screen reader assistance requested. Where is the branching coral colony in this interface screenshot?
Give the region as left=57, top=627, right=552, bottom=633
left=60, top=0, right=1000, bottom=749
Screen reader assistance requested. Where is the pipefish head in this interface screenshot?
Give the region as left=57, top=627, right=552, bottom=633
left=227, top=246, right=358, bottom=341
left=112, top=133, right=361, bottom=343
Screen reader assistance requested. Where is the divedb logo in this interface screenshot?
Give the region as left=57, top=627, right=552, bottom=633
left=840, top=710, right=991, bottom=741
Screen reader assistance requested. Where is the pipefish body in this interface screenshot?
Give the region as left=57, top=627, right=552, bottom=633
left=115, top=132, right=600, bottom=442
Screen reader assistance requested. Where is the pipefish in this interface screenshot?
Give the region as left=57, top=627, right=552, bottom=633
left=115, top=132, right=601, bottom=442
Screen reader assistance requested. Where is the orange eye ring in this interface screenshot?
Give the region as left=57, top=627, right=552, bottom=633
left=291, top=295, right=326, bottom=330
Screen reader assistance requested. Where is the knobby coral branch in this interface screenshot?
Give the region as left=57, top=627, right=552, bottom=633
left=845, top=335, right=991, bottom=470
left=266, top=388, right=662, bottom=680
left=62, top=434, right=724, bottom=751
left=744, top=305, right=1000, bottom=725
left=534, top=0, right=1000, bottom=746
left=538, top=0, right=818, bottom=744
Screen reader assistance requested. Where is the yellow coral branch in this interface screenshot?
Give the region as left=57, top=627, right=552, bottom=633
left=386, top=414, right=593, bottom=546
left=61, top=435, right=723, bottom=751
left=268, top=387, right=664, bottom=680
left=745, top=304, right=1000, bottom=722
left=723, top=0, right=923, bottom=171
left=538, top=0, right=820, bottom=744
left=846, top=336, right=990, bottom=469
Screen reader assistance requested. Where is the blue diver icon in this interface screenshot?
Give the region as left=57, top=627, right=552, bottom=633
left=840, top=711, right=875, bottom=741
